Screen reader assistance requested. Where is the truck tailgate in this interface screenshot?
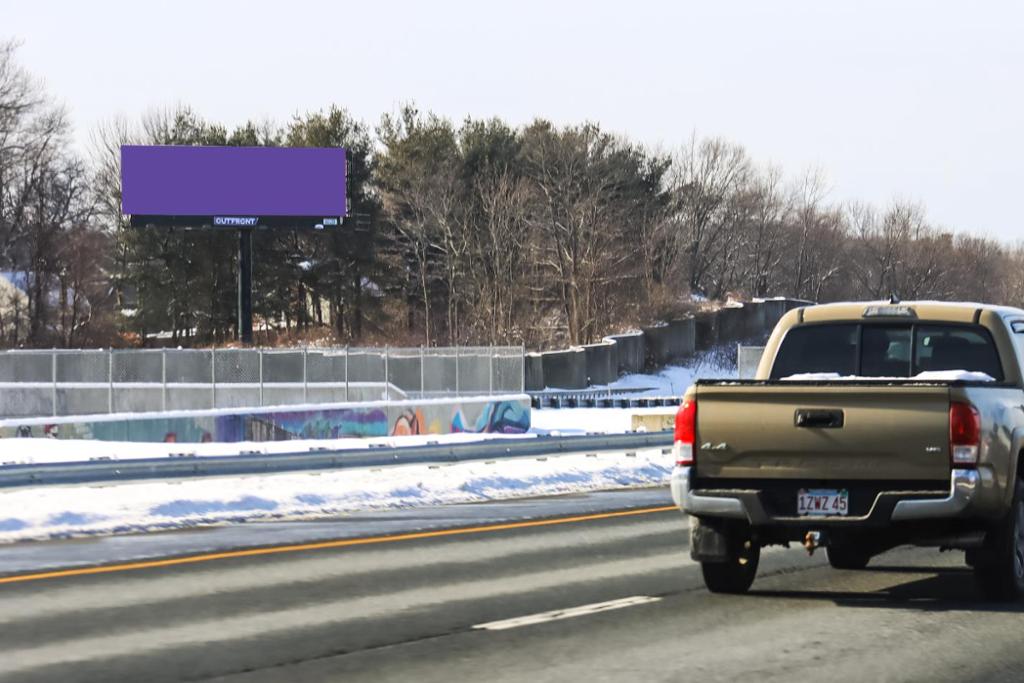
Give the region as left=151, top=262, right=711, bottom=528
left=694, top=383, right=952, bottom=481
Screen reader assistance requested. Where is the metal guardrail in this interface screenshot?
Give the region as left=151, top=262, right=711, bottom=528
left=0, top=432, right=674, bottom=489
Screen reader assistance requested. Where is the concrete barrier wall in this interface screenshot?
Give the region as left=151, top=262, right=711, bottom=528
left=641, top=324, right=669, bottom=367
left=762, top=300, right=786, bottom=330
left=716, top=307, right=746, bottom=342
left=583, top=342, right=618, bottom=386
left=524, top=353, right=545, bottom=391
left=540, top=348, right=587, bottom=390
left=604, top=332, right=645, bottom=375
left=0, top=395, right=532, bottom=442
left=694, top=311, right=718, bottom=350
left=743, top=301, right=766, bottom=338
left=640, top=318, right=696, bottom=369
left=673, top=319, right=696, bottom=356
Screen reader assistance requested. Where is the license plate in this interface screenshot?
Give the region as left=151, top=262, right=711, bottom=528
left=797, top=488, right=849, bottom=516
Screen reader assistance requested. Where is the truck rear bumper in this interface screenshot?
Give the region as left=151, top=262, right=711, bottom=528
left=670, top=466, right=748, bottom=519
left=671, top=466, right=982, bottom=525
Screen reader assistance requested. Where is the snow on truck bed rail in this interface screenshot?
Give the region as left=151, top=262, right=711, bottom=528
left=781, top=371, right=996, bottom=382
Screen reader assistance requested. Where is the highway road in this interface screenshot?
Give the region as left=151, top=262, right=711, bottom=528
left=1, top=488, right=1022, bottom=683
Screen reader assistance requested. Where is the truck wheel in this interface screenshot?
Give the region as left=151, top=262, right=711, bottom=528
left=973, top=478, right=1024, bottom=601
left=826, top=545, right=871, bottom=570
left=700, top=537, right=760, bottom=594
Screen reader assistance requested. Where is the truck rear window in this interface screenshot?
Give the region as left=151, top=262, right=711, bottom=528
left=769, top=323, right=1004, bottom=380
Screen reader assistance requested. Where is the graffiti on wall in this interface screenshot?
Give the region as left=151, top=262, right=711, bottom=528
left=390, top=400, right=531, bottom=437
left=451, top=400, right=531, bottom=434
left=0, top=398, right=530, bottom=443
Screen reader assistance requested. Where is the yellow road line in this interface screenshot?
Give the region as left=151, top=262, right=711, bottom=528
left=0, top=505, right=679, bottom=586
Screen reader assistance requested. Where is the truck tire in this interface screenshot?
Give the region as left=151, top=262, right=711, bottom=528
left=700, top=537, right=760, bottom=594
left=973, top=478, right=1024, bottom=601
left=826, top=545, right=871, bottom=570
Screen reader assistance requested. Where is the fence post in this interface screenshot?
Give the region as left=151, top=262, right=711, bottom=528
left=108, top=349, right=114, bottom=414
left=455, top=345, right=460, bottom=397
left=488, top=349, right=494, bottom=395
left=521, top=345, right=526, bottom=392
left=384, top=345, right=389, bottom=402
left=420, top=345, right=425, bottom=398
left=259, top=348, right=264, bottom=407
left=211, top=347, right=216, bottom=409
left=161, top=348, right=167, bottom=412
left=51, top=349, right=57, bottom=416
left=345, top=345, right=349, bottom=402
left=302, top=346, right=308, bottom=404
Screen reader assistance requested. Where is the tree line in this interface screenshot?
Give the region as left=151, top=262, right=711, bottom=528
left=1, top=40, right=1021, bottom=350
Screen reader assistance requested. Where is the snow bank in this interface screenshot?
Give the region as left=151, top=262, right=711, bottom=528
left=591, top=347, right=738, bottom=398
left=529, top=407, right=676, bottom=435
left=0, top=449, right=673, bottom=543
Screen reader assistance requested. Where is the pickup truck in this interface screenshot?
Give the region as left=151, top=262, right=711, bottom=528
left=672, top=301, right=1024, bottom=600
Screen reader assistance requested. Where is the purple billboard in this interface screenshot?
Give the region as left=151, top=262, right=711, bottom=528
left=121, top=145, right=347, bottom=224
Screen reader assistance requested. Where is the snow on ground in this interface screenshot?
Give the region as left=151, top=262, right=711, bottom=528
left=529, top=407, right=675, bottom=435
left=0, top=448, right=673, bottom=543
left=594, top=346, right=738, bottom=397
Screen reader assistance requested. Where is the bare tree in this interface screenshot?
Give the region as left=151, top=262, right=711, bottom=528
left=668, top=136, right=752, bottom=297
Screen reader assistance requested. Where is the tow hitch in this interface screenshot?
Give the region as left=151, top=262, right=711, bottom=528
left=803, top=531, right=826, bottom=555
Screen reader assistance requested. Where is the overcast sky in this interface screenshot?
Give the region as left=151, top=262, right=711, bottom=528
left=4, top=0, right=1022, bottom=240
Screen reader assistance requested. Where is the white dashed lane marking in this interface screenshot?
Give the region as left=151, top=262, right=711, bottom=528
left=473, top=595, right=662, bottom=631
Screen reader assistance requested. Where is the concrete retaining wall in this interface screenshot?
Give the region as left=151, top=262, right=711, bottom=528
left=694, top=311, right=718, bottom=350
left=524, top=353, right=545, bottom=392
left=605, top=331, right=645, bottom=375
left=540, top=348, right=587, bottom=390
left=583, top=342, right=618, bottom=385
left=762, top=299, right=787, bottom=329
left=716, top=306, right=746, bottom=343
left=743, top=301, right=766, bottom=338
left=643, top=318, right=695, bottom=368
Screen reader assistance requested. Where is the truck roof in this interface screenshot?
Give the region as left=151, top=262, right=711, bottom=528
left=795, top=300, right=1024, bottom=325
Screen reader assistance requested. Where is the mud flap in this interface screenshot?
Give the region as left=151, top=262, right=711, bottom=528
left=689, top=516, right=731, bottom=562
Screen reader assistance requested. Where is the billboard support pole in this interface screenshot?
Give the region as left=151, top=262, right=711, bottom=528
left=238, top=229, right=254, bottom=345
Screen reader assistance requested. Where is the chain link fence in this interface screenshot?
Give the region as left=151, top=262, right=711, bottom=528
left=0, top=347, right=525, bottom=418
left=737, top=345, right=766, bottom=379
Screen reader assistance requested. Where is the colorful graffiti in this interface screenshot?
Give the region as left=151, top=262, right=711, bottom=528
left=0, top=397, right=530, bottom=443
left=451, top=400, right=531, bottom=434
left=390, top=400, right=531, bottom=436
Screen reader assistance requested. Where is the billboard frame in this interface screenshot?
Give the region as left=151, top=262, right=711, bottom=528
left=120, top=145, right=349, bottom=345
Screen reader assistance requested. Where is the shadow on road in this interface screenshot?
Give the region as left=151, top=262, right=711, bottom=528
left=749, top=567, right=1024, bottom=613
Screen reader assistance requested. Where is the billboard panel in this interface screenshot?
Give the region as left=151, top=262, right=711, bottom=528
left=121, top=145, right=347, bottom=224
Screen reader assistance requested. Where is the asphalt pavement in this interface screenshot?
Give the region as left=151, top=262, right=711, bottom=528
left=1, top=488, right=1022, bottom=682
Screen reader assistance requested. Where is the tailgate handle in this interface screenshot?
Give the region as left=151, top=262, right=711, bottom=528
left=794, top=409, right=844, bottom=429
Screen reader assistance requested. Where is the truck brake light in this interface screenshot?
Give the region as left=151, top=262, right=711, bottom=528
left=674, top=399, right=696, bottom=466
left=949, top=401, right=980, bottom=468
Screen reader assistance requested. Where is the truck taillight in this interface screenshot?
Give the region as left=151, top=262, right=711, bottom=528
left=949, top=401, right=980, bottom=468
left=674, top=399, right=696, bottom=466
